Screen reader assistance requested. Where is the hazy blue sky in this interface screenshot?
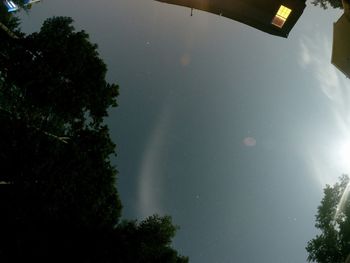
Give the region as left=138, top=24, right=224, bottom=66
left=20, top=1, right=350, bottom=262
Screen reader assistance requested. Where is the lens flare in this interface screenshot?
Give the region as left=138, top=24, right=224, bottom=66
left=243, top=137, right=256, bottom=147
left=335, top=180, right=350, bottom=220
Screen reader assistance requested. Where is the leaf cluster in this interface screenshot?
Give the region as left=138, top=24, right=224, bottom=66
left=311, top=0, right=343, bottom=9
left=306, top=175, right=350, bottom=262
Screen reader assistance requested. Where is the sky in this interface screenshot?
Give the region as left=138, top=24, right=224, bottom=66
left=19, top=0, right=350, bottom=262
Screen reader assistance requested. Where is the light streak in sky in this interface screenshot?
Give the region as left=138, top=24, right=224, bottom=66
left=137, top=104, right=172, bottom=217
left=335, top=179, right=350, bottom=220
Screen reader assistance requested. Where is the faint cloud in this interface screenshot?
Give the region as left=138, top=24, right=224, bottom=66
left=299, top=34, right=342, bottom=103
left=299, top=40, right=311, bottom=66
left=243, top=136, right=256, bottom=147
left=299, top=32, right=350, bottom=187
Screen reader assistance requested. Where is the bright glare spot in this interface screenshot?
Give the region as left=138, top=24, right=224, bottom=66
left=336, top=180, right=350, bottom=219
left=332, top=138, right=350, bottom=219
left=331, top=139, right=350, bottom=173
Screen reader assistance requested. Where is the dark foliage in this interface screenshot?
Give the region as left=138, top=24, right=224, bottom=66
left=311, top=0, right=343, bottom=9
left=0, top=16, right=187, bottom=262
left=306, top=175, right=350, bottom=263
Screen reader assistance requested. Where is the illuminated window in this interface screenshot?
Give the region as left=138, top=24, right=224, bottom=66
left=3, top=0, right=19, bottom=12
left=271, top=5, right=292, bottom=28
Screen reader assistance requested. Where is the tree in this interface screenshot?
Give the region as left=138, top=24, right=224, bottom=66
left=306, top=175, right=350, bottom=263
left=311, top=0, right=343, bottom=9
left=0, top=16, right=122, bottom=261
left=0, top=15, right=121, bottom=220
left=0, top=16, right=187, bottom=262
left=2, top=16, right=119, bottom=131
left=114, top=215, right=189, bottom=263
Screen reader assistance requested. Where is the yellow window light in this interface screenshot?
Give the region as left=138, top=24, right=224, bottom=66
left=271, top=5, right=292, bottom=28
left=277, top=5, right=292, bottom=19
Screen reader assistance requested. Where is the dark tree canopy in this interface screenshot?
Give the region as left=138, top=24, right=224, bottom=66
left=3, top=16, right=119, bottom=132
left=0, top=16, right=187, bottom=262
left=114, top=215, right=189, bottom=263
left=306, top=175, right=350, bottom=263
left=0, top=16, right=121, bottom=221
left=311, top=0, right=343, bottom=9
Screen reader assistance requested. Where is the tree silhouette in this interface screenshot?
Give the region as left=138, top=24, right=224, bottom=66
left=0, top=16, right=187, bottom=262
left=306, top=175, right=350, bottom=263
left=311, top=0, right=343, bottom=9
left=0, top=15, right=122, bottom=261
left=114, top=215, right=189, bottom=262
